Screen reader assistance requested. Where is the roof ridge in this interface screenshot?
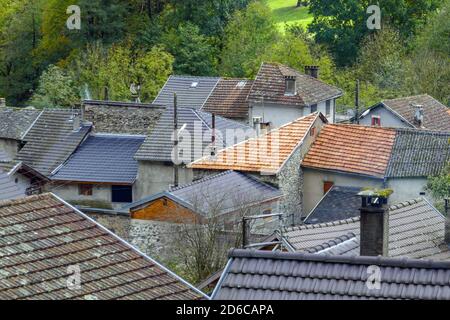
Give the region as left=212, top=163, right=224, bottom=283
left=169, top=170, right=235, bottom=192
left=304, top=232, right=357, bottom=254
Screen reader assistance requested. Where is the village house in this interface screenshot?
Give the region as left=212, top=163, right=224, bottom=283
left=189, top=112, right=328, bottom=223
left=133, top=105, right=252, bottom=198
left=122, top=170, right=283, bottom=234
left=154, top=63, right=342, bottom=131
left=301, top=124, right=450, bottom=214
left=0, top=193, right=206, bottom=300
left=212, top=193, right=450, bottom=300
left=51, top=133, right=146, bottom=209
left=357, top=94, right=450, bottom=131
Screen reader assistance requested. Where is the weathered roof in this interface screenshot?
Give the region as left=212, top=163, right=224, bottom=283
left=301, top=124, right=397, bottom=178
left=124, top=170, right=282, bottom=216
left=247, top=63, right=342, bottom=106
left=52, top=134, right=145, bottom=184
left=153, top=75, right=220, bottom=109
left=83, top=100, right=165, bottom=135
left=381, top=94, right=450, bottom=131
left=0, top=169, right=24, bottom=201
left=202, top=79, right=253, bottom=119
left=212, top=249, right=450, bottom=300
left=283, top=198, right=450, bottom=261
left=134, top=106, right=250, bottom=162
left=0, top=193, right=205, bottom=300
left=15, top=109, right=92, bottom=177
left=189, top=113, right=323, bottom=174
left=303, top=233, right=360, bottom=256
left=0, top=107, right=42, bottom=140
left=304, top=186, right=362, bottom=224
left=386, top=129, right=450, bottom=178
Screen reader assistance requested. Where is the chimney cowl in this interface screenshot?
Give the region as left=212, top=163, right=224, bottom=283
left=412, top=104, right=424, bottom=126
left=305, top=66, right=320, bottom=79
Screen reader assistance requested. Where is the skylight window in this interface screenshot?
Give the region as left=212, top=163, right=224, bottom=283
left=191, top=82, right=199, bottom=88
left=236, top=80, right=247, bottom=88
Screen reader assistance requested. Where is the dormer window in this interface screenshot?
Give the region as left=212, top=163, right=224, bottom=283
left=285, top=76, right=296, bottom=95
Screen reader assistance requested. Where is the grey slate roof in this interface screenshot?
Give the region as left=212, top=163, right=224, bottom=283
left=134, top=106, right=251, bottom=162
left=212, top=249, right=450, bottom=300
left=15, top=109, right=92, bottom=177
left=0, top=107, right=41, bottom=140
left=283, top=198, right=450, bottom=261
left=303, top=233, right=359, bottom=256
left=52, top=134, right=145, bottom=184
left=0, top=169, right=24, bottom=201
left=0, top=193, right=205, bottom=300
left=386, top=129, right=450, bottom=178
left=153, top=75, right=220, bottom=109
left=304, top=186, right=362, bottom=224
left=124, top=170, right=282, bottom=216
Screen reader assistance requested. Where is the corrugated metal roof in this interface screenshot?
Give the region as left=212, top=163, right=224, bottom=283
left=153, top=75, right=220, bottom=109
left=134, top=106, right=250, bottom=162
left=0, top=193, right=205, bottom=300
left=304, top=186, right=362, bottom=224
left=284, top=198, right=450, bottom=261
left=212, top=249, right=450, bottom=300
left=52, top=134, right=145, bottom=184
left=15, top=109, right=92, bottom=177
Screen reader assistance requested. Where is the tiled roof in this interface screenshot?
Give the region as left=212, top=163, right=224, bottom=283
left=0, top=169, right=24, bottom=201
left=382, top=94, right=450, bottom=131
left=212, top=249, right=450, bottom=300
left=134, top=107, right=250, bottom=162
left=386, top=129, right=450, bottom=178
left=301, top=124, right=397, bottom=177
left=0, top=107, right=42, bottom=140
left=83, top=100, right=165, bottom=135
left=247, top=63, right=342, bottom=106
left=52, top=134, right=145, bottom=184
left=15, top=109, right=92, bottom=177
left=124, top=170, right=282, bottom=216
left=189, top=113, right=322, bottom=174
left=153, top=75, right=220, bottom=109
left=283, top=198, right=450, bottom=261
left=304, top=186, right=362, bottom=224
left=0, top=193, right=205, bottom=300
left=303, top=233, right=359, bottom=256
left=202, top=79, right=253, bottom=119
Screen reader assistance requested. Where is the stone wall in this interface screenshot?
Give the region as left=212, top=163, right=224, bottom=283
left=84, top=101, right=165, bottom=135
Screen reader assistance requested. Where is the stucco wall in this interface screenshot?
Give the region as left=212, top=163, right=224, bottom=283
left=0, top=138, right=19, bottom=160
left=359, top=105, right=410, bottom=128
left=387, top=177, right=431, bottom=204
left=302, top=168, right=384, bottom=215
left=249, top=99, right=335, bottom=129
left=134, top=161, right=194, bottom=200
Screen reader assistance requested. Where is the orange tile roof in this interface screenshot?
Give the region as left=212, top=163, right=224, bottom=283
left=302, top=124, right=396, bottom=177
left=189, top=113, right=321, bottom=174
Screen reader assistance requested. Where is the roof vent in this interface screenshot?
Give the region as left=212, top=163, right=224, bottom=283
left=412, top=104, right=424, bottom=126
left=191, top=82, right=199, bottom=88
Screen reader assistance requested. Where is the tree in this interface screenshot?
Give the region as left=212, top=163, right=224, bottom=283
left=162, top=22, right=216, bottom=76
left=427, top=164, right=450, bottom=214
left=30, top=65, right=79, bottom=108
left=219, top=1, right=280, bottom=78
left=309, top=0, right=442, bottom=66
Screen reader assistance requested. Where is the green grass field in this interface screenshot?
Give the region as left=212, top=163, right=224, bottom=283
left=267, top=0, right=313, bottom=31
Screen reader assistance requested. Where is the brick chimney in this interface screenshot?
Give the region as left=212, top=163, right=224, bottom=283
left=358, top=190, right=390, bottom=256
left=305, top=66, right=319, bottom=79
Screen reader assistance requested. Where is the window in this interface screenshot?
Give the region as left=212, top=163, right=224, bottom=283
left=79, top=184, right=93, bottom=196
left=326, top=100, right=331, bottom=115
left=310, top=127, right=316, bottom=136
left=285, top=79, right=296, bottom=95
left=371, top=116, right=381, bottom=126
left=311, top=104, right=317, bottom=113
left=323, top=181, right=334, bottom=194
left=111, top=185, right=133, bottom=203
